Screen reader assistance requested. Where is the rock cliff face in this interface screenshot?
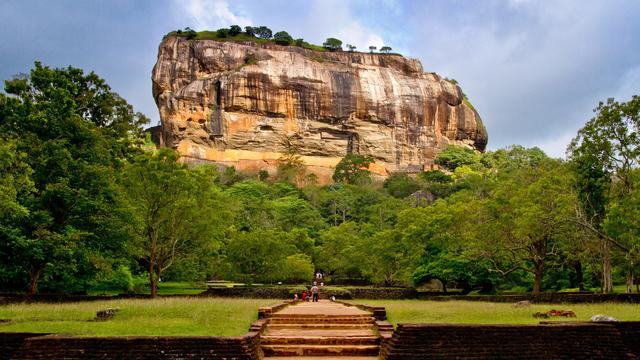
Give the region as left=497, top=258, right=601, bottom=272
left=152, top=36, right=487, bottom=182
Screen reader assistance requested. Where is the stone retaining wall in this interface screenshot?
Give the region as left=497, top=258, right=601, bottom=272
left=0, top=333, right=261, bottom=360
left=418, top=293, right=640, bottom=303
left=3, top=290, right=640, bottom=304
left=380, top=322, right=640, bottom=359
left=201, top=286, right=417, bottom=300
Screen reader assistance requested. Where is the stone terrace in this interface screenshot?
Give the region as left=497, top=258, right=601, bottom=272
left=261, top=300, right=384, bottom=359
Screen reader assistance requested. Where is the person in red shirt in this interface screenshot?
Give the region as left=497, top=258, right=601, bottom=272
left=301, top=290, right=308, bottom=301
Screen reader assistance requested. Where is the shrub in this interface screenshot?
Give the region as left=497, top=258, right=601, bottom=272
left=216, top=28, right=229, bottom=38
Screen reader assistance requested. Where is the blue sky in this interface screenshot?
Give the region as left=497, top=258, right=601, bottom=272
left=1, top=0, right=639, bottom=157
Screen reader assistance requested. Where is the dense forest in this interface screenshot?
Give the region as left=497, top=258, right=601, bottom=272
left=1, top=63, right=638, bottom=297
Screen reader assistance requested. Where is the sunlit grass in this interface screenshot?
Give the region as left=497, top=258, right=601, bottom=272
left=0, top=297, right=274, bottom=336
left=351, top=300, right=640, bottom=325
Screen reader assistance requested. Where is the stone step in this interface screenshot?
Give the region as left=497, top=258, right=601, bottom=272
left=269, top=317, right=375, bottom=325
left=264, top=357, right=378, bottom=360
left=262, top=344, right=380, bottom=357
left=271, top=314, right=373, bottom=319
left=261, top=335, right=380, bottom=346
left=265, top=328, right=377, bottom=338
left=266, top=323, right=373, bottom=330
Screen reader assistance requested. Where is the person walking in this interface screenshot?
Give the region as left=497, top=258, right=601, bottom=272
left=311, top=284, right=319, bottom=302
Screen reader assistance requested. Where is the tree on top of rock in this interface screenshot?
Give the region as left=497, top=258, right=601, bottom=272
left=273, top=31, right=294, bottom=46
left=323, top=38, right=343, bottom=51
left=228, top=25, right=242, bottom=36
left=380, top=46, right=392, bottom=53
left=255, top=26, right=273, bottom=39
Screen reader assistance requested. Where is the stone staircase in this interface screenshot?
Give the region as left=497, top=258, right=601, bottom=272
left=261, top=300, right=381, bottom=359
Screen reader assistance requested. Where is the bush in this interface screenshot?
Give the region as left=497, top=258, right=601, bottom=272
left=279, top=254, right=314, bottom=283
left=91, top=265, right=135, bottom=294
left=216, top=28, right=229, bottom=38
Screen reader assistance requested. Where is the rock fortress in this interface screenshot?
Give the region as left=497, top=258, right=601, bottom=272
left=152, top=36, right=488, bottom=183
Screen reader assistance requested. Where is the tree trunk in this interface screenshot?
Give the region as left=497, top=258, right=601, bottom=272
left=626, top=259, right=634, bottom=294
left=532, top=261, right=544, bottom=296
left=573, top=260, right=585, bottom=291
left=28, top=265, right=43, bottom=295
left=149, top=263, right=157, bottom=298
left=602, top=239, right=613, bottom=293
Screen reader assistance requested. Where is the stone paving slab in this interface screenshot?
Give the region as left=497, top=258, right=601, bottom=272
left=277, top=300, right=370, bottom=316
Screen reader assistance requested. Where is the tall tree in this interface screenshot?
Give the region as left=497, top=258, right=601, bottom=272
left=121, top=149, right=225, bottom=297
left=0, top=62, right=147, bottom=294
left=332, top=154, right=374, bottom=184
left=568, top=96, right=639, bottom=292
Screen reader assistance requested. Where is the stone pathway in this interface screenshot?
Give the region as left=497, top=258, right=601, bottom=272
left=261, top=300, right=380, bottom=359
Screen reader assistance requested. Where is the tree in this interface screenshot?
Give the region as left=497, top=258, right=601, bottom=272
left=280, top=254, right=314, bottom=283
left=383, top=173, right=420, bottom=198
left=276, top=147, right=306, bottom=184
left=332, top=154, right=374, bottom=184
left=323, top=38, right=343, bottom=51
left=255, top=26, right=273, bottom=39
left=273, top=31, right=294, bottom=46
left=228, top=25, right=242, bottom=36
left=316, top=222, right=369, bottom=281
left=216, top=28, right=229, bottom=38
left=380, top=46, right=392, bottom=53
left=0, top=140, right=33, bottom=217
left=369, top=46, right=377, bottom=53
left=435, top=145, right=480, bottom=171
left=603, top=170, right=640, bottom=292
left=226, top=229, right=304, bottom=283
left=568, top=96, right=640, bottom=292
left=244, top=26, right=255, bottom=37
left=483, top=159, right=578, bottom=295
left=120, top=149, right=223, bottom=297
left=0, top=62, right=147, bottom=294
left=184, top=27, right=197, bottom=39
left=346, top=44, right=356, bottom=52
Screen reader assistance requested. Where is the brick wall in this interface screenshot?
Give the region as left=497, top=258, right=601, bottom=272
left=1, top=333, right=261, bottom=360
left=381, top=323, right=640, bottom=359
left=0, top=333, right=49, bottom=360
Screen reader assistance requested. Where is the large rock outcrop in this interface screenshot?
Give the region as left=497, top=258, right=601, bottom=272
left=152, top=36, right=487, bottom=182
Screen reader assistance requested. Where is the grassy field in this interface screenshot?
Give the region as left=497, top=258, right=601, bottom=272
left=352, top=300, right=640, bottom=325
left=0, top=297, right=274, bottom=336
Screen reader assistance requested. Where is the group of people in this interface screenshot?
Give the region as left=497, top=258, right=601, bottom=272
left=295, top=281, right=320, bottom=302
left=293, top=271, right=335, bottom=302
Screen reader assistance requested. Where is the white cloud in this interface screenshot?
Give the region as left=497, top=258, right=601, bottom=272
left=173, top=0, right=252, bottom=30
left=403, top=1, right=640, bottom=157
left=301, top=0, right=386, bottom=51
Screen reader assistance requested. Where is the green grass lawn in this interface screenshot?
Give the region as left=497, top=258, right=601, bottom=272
left=352, top=300, right=640, bottom=325
left=87, top=281, right=207, bottom=296
left=0, top=297, right=274, bottom=336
